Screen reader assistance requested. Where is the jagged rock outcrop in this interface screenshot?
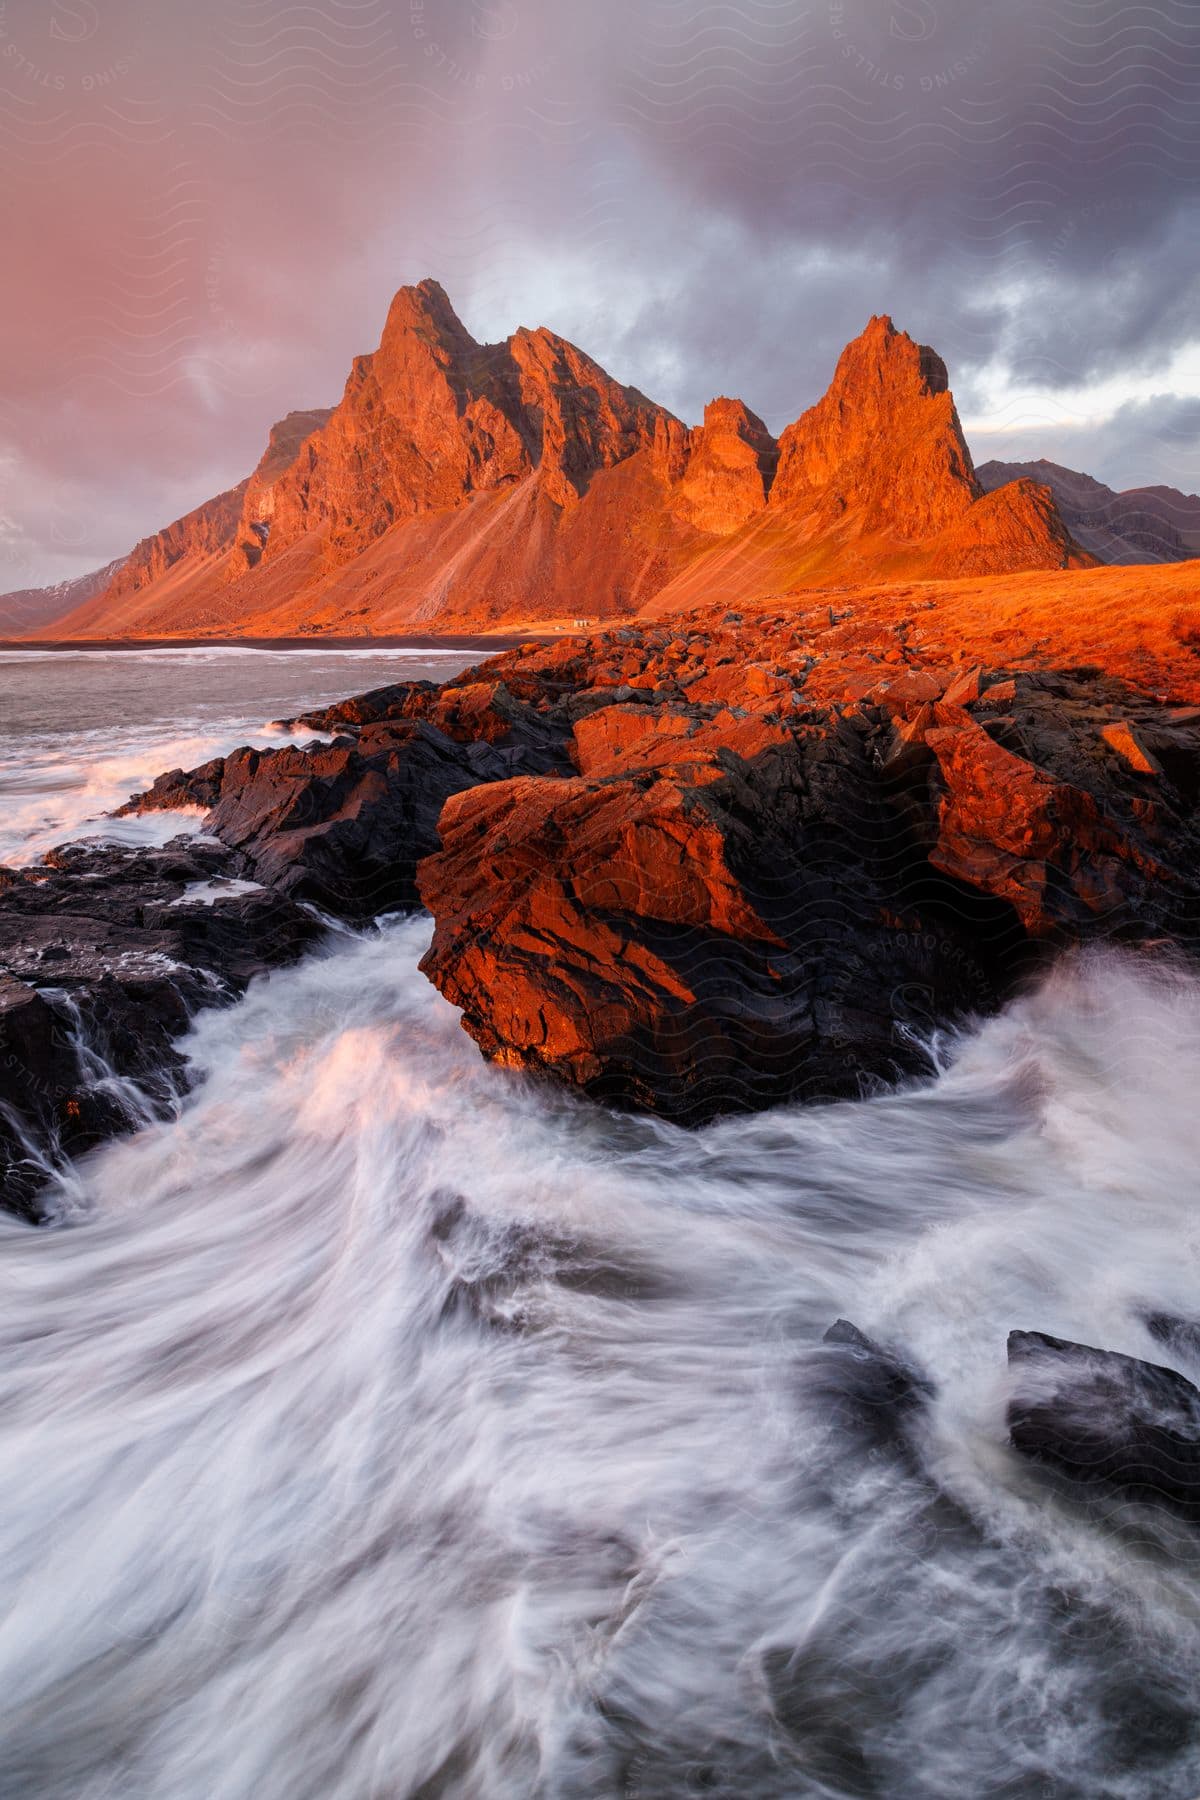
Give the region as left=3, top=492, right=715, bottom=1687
left=416, top=713, right=1002, bottom=1119
left=412, top=605, right=1200, bottom=1121
left=771, top=316, right=976, bottom=531
left=0, top=839, right=322, bottom=1218
left=229, top=407, right=335, bottom=574
left=671, top=397, right=779, bottom=534
left=250, top=290, right=674, bottom=573
left=508, top=323, right=668, bottom=507
left=256, top=282, right=533, bottom=566
left=119, top=682, right=575, bottom=921
left=765, top=318, right=1083, bottom=577
left=11, top=561, right=1200, bottom=1211
left=766, top=316, right=1086, bottom=576
left=47, top=290, right=1087, bottom=640
left=1008, top=1329, right=1200, bottom=1523
left=642, top=318, right=1089, bottom=617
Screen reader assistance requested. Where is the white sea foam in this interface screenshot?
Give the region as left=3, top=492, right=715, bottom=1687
left=0, top=647, right=491, bottom=666
left=0, top=727, right=253, bottom=862
left=169, top=877, right=266, bottom=906
left=1, top=925, right=1198, bottom=1798
left=0, top=644, right=480, bottom=864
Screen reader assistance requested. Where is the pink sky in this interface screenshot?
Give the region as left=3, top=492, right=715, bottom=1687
left=2, top=0, right=1199, bottom=589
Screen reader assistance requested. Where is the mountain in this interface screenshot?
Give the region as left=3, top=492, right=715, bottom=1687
left=0, top=557, right=127, bottom=636
left=976, top=458, right=1200, bottom=565
left=60, top=411, right=334, bottom=638
left=642, top=317, right=1087, bottom=616
left=49, top=286, right=1087, bottom=640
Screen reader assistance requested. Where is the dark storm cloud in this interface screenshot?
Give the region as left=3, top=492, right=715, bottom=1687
left=1, top=0, right=1198, bottom=585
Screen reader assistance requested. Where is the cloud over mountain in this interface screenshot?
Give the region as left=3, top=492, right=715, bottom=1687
left=1, top=0, right=1197, bottom=585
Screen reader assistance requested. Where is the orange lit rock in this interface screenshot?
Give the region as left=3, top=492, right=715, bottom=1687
left=51, top=291, right=1090, bottom=640
left=227, top=408, right=334, bottom=575
left=672, top=397, right=779, bottom=535
left=109, top=601, right=1200, bottom=1123
left=411, top=615, right=1200, bottom=1118
left=1101, top=720, right=1162, bottom=777
left=772, top=316, right=977, bottom=534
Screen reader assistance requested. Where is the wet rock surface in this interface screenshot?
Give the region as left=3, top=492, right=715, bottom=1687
left=815, top=1319, right=937, bottom=1458
left=1007, top=1329, right=1200, bottom=1523
left=112, top=607, right=1200, bottom=1130
left=9, top=590, right=1200, bottom=1207
left=122, top=685, right=573, bottom=920
left=411, top=617, right=1200, bottom=1122
left=0, top=838, right=320, bottom=1217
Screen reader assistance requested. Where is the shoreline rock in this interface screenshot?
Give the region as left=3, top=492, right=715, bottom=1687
left=8, top=595, right=1200, bottom=1210
left=0, top=838, right=321, bottom=1218
left=119, top=614, right=1200, bottom=1128
left=411, top=620, right=1200, bottom=1122
left=1007, top=1329, right=1200, bottom=1524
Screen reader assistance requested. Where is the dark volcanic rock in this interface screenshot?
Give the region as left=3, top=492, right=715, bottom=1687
left=119, top=674, right=576, bottom=923
left=84, top=608, right=1200, bottom=1140
left=413, top=619, right=1200, bottom=1123
left=816, top=1319, right=936, bottom=1453
left=200, top=730, right=485, bottom=919
left=117, top=756, right=228, bottom=814
left=0, top=838, right=321, bottom=1218
left=1143, top=1310, right=1200, bottom=1369
left=417, top=709, right=1012, bottom=1121
left=122, top=707, right=571, bottom=923
left=1007, top=1329, right=1200, bottom=1523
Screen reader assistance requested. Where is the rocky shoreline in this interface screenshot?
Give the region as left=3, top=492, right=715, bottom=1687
left=5, top=605, right=1200, bottom=1521
left=0, top=837, right=322, bottom=1218
left=5, top=600, right=1200, bottom=1212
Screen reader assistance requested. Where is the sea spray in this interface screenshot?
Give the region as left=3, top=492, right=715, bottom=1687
left=0, top=921, right=1198, bottom=1796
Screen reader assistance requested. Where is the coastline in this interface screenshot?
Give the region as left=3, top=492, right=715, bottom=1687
left=0, top=631, right=549, bottom=654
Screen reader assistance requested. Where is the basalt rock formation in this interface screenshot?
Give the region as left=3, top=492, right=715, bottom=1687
left=102, top=571, right=1200, bottom=1128
left=642, top=319, right=1088, bottom=617
left=49, top=286, right=1085, bottom=639
left=413, top=611, right=1200, bottom=1120
left=9, top=560, right=1200, bottom=1209
left=669, top=397, right=780, bottom=534
left=0, top=838, right=322, bottom=1217
left=1007, top=1329, right=1200, bottom=1524
left=229, top=408, right=336, bottom=575
left=772, top=320, right=974, bottom=526
left=120, top=699, right=572, bottom=921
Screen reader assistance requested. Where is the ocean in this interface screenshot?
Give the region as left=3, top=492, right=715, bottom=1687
left=1, top=648, right=1199, bottom=1798
left=0, top=644, right=488, bottom=863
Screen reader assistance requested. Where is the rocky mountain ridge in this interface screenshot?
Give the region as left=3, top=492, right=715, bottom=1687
left=977, top=456, right=1200, bottom=565
left=48, top=283, right=1089, bottom=639
left=0, top=556, right=127, bottom=637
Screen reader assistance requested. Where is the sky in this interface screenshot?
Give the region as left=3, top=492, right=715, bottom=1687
left=2, top=0, right=1199, bottom=588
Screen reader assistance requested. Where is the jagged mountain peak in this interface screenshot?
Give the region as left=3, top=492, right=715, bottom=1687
left=48, top=285, right=1091, bottom=639
left=771, top=313, right=976, bottom=529
left=379, top=277, right=477, bottom=346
